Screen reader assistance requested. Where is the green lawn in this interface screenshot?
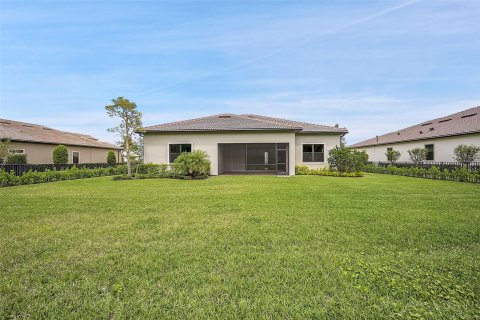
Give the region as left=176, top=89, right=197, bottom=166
left=1, top=174, right=479, bottom=319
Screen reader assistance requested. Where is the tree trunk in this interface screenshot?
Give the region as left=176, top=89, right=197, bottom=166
left=126, top=139, right=131, bottom=176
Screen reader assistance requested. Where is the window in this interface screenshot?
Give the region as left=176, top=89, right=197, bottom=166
left=72, top=151, right=80, bottom=164
left=302, top=144, right=324, bottom=162
left=169, top=144, right=192, bottom=163
left=9, top=149, right=25, bottom=154
left=425, top=144, right=434, bottom=161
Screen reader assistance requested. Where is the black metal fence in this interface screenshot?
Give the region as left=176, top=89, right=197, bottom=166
left=369, top=161, right=480, bottom=172
left=0, top=163, right=124, bottom=176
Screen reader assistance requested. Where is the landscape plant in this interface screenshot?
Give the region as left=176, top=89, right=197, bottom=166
left=452, top=144, right=480, bottom=163
left=0, top=138, right=12, bottom=164
left=105, top=97, right=142, bottom=177
left=328, top=146, right=368, bottom=173
left=107, top=151, right=117, bottom=166
left=173, top=150, right=211, bottom=178
left=365, top=164, right=480, bottom=183
left=6, top=154, right=27, bottom=164
left=295, top=165, right=363, bottom=177
left=407, top=147, right=428, bottom=165
left=52, top=145, right=68, bottom=164
left=385, top=149, right=401, bottom=164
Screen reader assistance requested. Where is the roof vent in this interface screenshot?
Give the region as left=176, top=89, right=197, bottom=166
left=419, top=130, right=423, bottom=134
left=421, top=122, right=433, bottom=126
left=461, top=113, right=477, bottom=118
left=429, top=127, right=434, bottom=131
left=397, top=132, right=400, bottom=135
left=438, top=118, right=452, bottom=123
left=218, top=115, right=232, bottom=118
left=22, top=124, right=34, bottom=128
left=42, top=127, right=52, bottom=130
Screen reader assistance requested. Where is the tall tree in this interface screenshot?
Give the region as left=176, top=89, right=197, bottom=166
left=105, top=97, right=142, bottom=176
left=0, top=138, right=12, bottom=165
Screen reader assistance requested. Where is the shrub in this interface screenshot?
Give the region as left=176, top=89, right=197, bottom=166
left=452, top=144, right=480, bottom=163
left=385, top=150, right=401, bottom=164
left=6, top=154, right=27, bottom=164
left=328, top=146, right=368, bottom=173
left=364, top=164, right=480, bottom=183
left=107, top=151, right=117, bottom=166
left=295, top=165, right=363, bottom=177
left=408, top=148, right=428, bottom=165
left=173, top=150, right=211, bottom=178
left=0, top=165, right=128, bottom=188
left=53, top=145, right=68, bottom=164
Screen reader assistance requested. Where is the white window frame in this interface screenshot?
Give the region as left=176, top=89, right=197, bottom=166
left=9, top=149, right=25, bottom=154
left=72, top=151, right=80, bottom=164
left=168, top=142, right=193, bottom=164
left=301, top=143, right=325, bottom=164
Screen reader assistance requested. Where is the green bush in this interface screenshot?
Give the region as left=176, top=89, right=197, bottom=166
left=107, top=151, right=117, bottom=166
left=53, top=145, right=68, bottom=164
left=364, top=164, right=480, bottom=183
left=295, top=165, right=364, bottom=177
left=0, top=165, right=128, bottom=187
left=328, top=146, right=368, bottom=173
left=6, top=154, right=27, bottom=164
left=452, top=144, right=480, bottom=163
left=385, top=150, right=401, bottom=164
left=173, top=150, right=211, bottom=178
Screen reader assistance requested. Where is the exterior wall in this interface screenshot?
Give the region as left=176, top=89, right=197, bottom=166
left=295, top=134, right=342, bottom=169
left=353, top=133, right=480, bottom=162
left=143, top=131, right=297, bottom=175
left=10, top=141, right=121, bottom=164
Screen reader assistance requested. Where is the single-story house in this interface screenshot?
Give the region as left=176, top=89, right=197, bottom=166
left=0, top=118, right=122, bottom=164
left=139, top=113, right=348, bottom=175
left=350, top=106, right=480, bottom=162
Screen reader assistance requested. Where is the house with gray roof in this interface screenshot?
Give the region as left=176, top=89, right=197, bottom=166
left=0, top=118, right=121, bottom=164
left=350, top=106, right=480, bottom=162
left=140, top=113, right=348, bottom=175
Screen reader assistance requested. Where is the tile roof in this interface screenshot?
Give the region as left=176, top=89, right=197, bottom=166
left=350, top=106, right=480, bottom=148
left=0, top=118, right=121, bottom=149
left=140, top=113, right=348, bottom=134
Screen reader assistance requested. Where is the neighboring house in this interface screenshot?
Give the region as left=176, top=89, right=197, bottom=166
left=350, top=106, right=480, bottom=162
left=0, top=118, right=122, bottom=164
left=139, top=113, right=347, bottom=176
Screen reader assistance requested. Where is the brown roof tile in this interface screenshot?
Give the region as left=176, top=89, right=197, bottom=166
left=0, top=118, right=121, bottom=149
left=140, top=113, right=347, bottom=134
left=350, top=106, right=480, bottom=148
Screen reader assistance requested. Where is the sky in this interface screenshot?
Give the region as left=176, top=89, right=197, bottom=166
left=1, top=0, right=479, bottom=145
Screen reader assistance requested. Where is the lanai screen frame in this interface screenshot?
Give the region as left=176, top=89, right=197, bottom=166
left=218, top=143, right=289, bottom=175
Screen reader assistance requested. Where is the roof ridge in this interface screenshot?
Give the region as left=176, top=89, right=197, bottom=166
left=238, top=114, right=302, bottom=128
left=241, top=114, right=346, bottom=130
left=142, top=113, right=237, bottom=129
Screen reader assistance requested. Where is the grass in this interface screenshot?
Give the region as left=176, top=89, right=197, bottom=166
left=1, top=174, right=479, bottom=319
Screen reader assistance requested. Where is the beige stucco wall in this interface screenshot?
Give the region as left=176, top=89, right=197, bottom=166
left=144, top=131, right=343, bottom=175
left=11, top=141, right=121, bottom=164
left=295, top=134, right=342, bottom=169
left=144, top=131, right=297, bottom=175
left=353, top=133, right=480, bottom=162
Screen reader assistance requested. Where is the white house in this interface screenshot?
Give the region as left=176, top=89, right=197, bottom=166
left=350, top=106, right=480, bottom=162
left=140, top=114, right=347, bottom=175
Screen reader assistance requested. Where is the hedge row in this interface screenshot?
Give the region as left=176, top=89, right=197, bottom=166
left=295, top=165, right=364, bottom=177
left=0, top=165, right=128, bottom=187
left=365, top=164, right=480, bottom=183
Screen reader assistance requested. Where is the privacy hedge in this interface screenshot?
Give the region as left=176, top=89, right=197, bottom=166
left=0, top=165, right=127, bottom=187
left=295, top=165, right=364, bottom=177
left=365, top=164, right=480, bottom=183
